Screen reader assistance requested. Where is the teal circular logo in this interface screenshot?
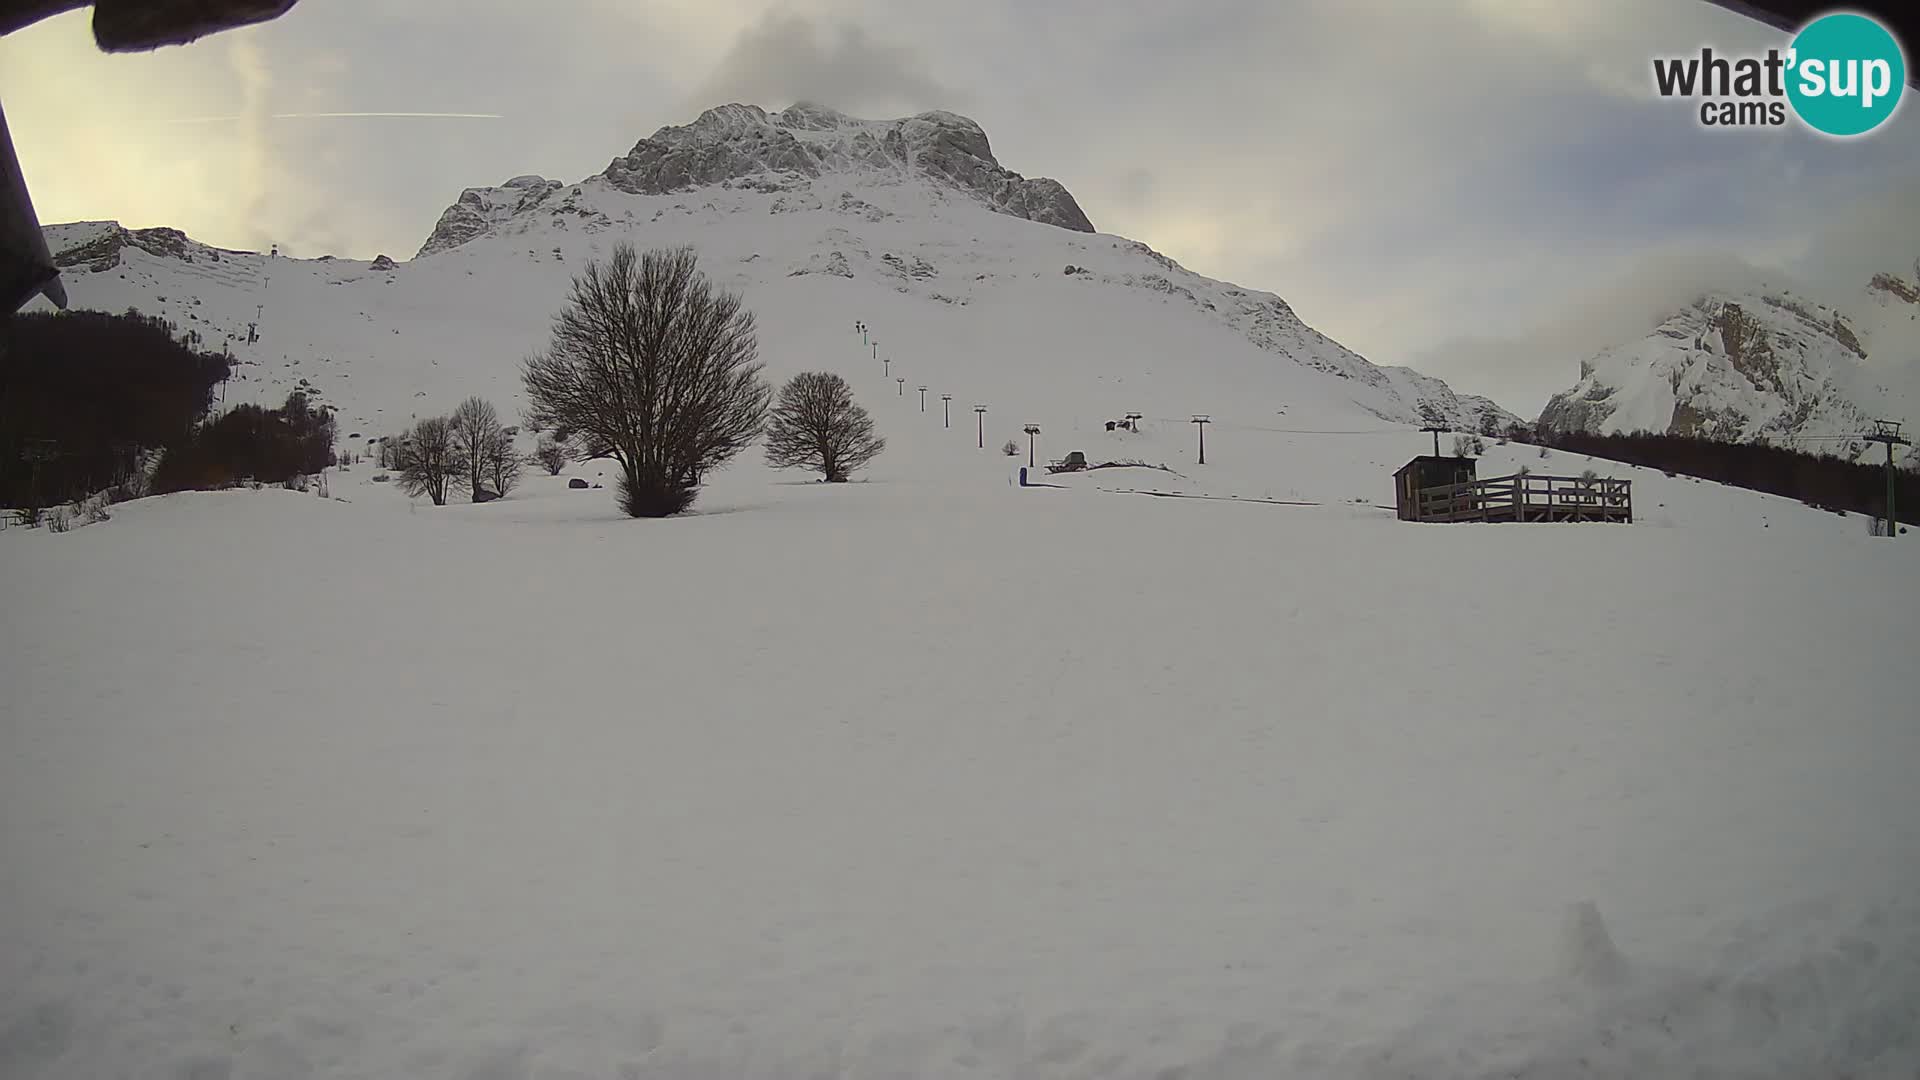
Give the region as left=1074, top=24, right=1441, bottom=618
left=1786, top=13, right=1906, bottom=136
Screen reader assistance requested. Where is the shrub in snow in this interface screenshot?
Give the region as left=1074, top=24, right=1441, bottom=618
left=45, top=505, right=73, bottom=532
left=392, top=416, right=466, bottom=506
left=764, top=371, right=885, bottom=482
left=449, top=396, right=520, bottom=501
left=371, top=473, right=390, bottom=483
left=1002, top=440, right=1020, bottom=457
left=1538, top=445, right=1551, bottom=458
left=487, top=429, right=522, bottom=498
left=522, top=243, right=769, bottom=517
left=155, top=390, right=335, bottom=493
left=533, top=435, right=571, bottom=476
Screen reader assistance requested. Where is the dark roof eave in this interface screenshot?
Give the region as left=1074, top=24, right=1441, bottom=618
left=1, top=96, right=64, bottom=314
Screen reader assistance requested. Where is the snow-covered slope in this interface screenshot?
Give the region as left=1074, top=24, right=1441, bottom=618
left=1539, top=268, right=1920, bottom=466
left=34, top=103, right=1516, bottom=445
left=10, top=101, right=1920, bottom=1080
left=3, top=457, right=1916, bottom=1079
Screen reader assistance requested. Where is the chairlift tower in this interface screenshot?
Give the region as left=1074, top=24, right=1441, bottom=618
left=1865, top=419, right=1911, bottom=538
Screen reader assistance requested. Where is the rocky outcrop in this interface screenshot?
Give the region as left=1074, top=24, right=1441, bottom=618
left=1869, top=270, right=1919, bottom=306
left=1539, top=292, right=1870, bottom=453
left=50, top=225, right=214, bottom=272
left=415, top=175, right=564, bottom=258
left=414, top=103, right=1096, bottom=258
left=369, top=254, right=396, bottom=271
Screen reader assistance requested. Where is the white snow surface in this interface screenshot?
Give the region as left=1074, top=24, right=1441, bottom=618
left=4, top=416, right=1919, bottom=1079
left=7, top=118, right=1920, bottom=1077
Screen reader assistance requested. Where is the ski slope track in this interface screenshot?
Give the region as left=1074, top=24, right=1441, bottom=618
left=5, top=102, right=1920, bottom=1079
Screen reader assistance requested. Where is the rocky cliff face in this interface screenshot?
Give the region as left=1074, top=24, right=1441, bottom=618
left=49, top=223, right=238, bottom=272
left=416, top=103, right=1093, bottom=259
left=601, top=104, right=1093, bottom=232
left=416, top=176, right=565, bottom=258
left=1538, top=290, right=1879, bottom=455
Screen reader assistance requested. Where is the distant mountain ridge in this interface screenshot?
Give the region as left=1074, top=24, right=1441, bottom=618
left=36, top=102, right=1519, bottom=437
left=1539, top=265, right=1920, bottom=467
left=417, top=103, right=1094, bottom=259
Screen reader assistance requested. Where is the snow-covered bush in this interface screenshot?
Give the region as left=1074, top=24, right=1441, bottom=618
left=45, top=505, right=73, bottom=532
left=522, top=243, right=769, bottom=518
left=1002, top=439, right=1020, bottom=456
left=533, top=435, right=570, bottom=476
left=764, top=372, right=886, bottom=482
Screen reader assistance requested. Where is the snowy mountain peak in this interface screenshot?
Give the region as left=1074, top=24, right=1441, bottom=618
left=597, top=103, right=1089, bottom=234
left=1537, top=285, right=1913, bottom=459
left=49, top=220, right=251, bottom=272
left=414, top=103, right=1094, bottom=259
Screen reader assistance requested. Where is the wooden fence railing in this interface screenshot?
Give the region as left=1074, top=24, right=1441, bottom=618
left=1413, top=473, right=1631, bottom=523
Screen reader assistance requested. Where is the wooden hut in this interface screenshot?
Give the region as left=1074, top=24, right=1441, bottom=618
left=1394, top=455, right=1633, bottom=524
left=1393, top=456, right=1477, bottom=521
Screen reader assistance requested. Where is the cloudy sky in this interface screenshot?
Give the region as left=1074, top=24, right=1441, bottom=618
left=3, top=0, right=1917, bottom=414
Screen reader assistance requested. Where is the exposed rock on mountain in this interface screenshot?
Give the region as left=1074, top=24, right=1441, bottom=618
left=1540, top=268, right=1920, bottom=464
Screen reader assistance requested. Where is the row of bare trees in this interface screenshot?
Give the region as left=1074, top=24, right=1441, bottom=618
left=521, top=242, right=883, bottom=516
left=379, top=244, right=882, bottom=514
left=390, top=396, right=524, bottom=505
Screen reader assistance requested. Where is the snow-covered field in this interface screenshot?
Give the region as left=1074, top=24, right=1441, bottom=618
left=7, top=103, right=1919, bottom=1077
left=4, top=411, right=1918, bottom=1078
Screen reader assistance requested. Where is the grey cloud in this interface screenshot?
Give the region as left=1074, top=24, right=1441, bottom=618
left=1407, top=240, right=1877, bottom=418
left=691, top=11, right=962, bottom=120
left=1791, top=177, right=1920, bottom=306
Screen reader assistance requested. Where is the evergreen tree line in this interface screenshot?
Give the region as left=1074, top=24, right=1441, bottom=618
left=1, top=309, right=228, bottom=508
left=151, top=391, right=338, bottom=493
left=1501, top=425, right=1917, bottom=525
left=1, top=309, right=340, bottom=510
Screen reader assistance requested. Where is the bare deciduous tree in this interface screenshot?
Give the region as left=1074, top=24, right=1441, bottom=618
left=450, top=396, right=507, bottom=502
left=393, top=416, right=466, bottom=506
left=764, top=371, right=885, bottom=482
left=533, top=434, right=570, bottom=476
left=488, top=428, right=523, bottom=497
left=522, top=243, right=770, bottom=517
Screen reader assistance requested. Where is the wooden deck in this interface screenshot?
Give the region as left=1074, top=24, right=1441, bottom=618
left=1411, top=472, right=1631, bottom=524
